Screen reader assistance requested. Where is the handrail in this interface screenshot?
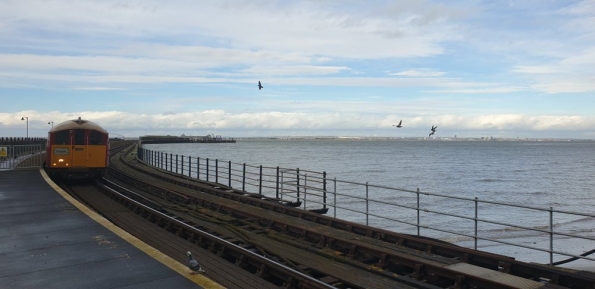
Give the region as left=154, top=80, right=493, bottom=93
left=137, top=147, right=595, bottom=268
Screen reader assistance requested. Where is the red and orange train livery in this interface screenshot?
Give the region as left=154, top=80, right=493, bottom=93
left=45, top=117, right=109, bottom=179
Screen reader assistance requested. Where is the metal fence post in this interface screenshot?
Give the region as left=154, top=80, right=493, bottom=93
left=215, top=159, right=219, bottom=184
left=323, top=171, right=327, bottom=210
left=206, top=158, right=209, bottom=182
left=197, top=157, right=200, bottom=179
left=366, top=182, right=369, bottom=226
left=417, top=188, right=420, bottom=236
left=242, top=163, right=246, bottom=191
left=550, top=207, right=554, bottom=266
left=228, top=161, right=231, bottom=188
left=169, top=153, right=172, bottom=172
left=275, top=166, right=280, bottom=199
left=189, top=156, right=192, bottom=177
left=175, top=154, right=178, bottom=174
left=181, top=155, right=184, bottom=175
left=304, top=174, right=308, bottom=210
left=333, top=178, right=337, bottom=218
left=296, top=168, right=300, bottom=201
left=259, top=165, right=263, bottom=195
left=475, top=197, right=478, bottom=250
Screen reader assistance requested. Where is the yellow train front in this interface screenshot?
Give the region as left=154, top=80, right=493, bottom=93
left=45, top=117, right=109, bottom=179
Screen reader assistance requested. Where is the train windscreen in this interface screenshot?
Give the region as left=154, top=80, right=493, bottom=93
left=90, top=130, right=104, bottom=145
left=54, top=131, right=69, bottom=145
left=74, top=130, right=85, bottom=145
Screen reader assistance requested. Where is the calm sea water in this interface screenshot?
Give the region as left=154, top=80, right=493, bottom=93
left=143, top=139, right=595, bottom=265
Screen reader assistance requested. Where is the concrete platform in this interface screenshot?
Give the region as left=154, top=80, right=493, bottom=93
left=0, top=170, right=217, bottom=289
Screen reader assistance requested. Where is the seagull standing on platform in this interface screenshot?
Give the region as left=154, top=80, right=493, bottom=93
left=392, top=120, right=403, bottom=128
left=187, top=251, right=205, bottom=274
left=258, top=81, right=263, bottom=90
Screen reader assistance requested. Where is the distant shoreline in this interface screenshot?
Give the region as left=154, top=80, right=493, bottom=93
left=230, top=136, right=595, bottom=142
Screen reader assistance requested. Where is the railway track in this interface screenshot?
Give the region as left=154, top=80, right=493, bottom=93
left=57, top=141, right=595, bottom=288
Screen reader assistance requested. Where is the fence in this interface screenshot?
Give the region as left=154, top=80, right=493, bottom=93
left=0, top=144, right=45, bottom=170
left=137, top=147, right=595, bottom=268
left=138, top=147, right=328, bottom=211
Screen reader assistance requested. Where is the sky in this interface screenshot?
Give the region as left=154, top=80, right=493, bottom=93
left=1, top=0, right=594, bottom=139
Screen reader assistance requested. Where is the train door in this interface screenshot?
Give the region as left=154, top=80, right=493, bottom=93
left=72, top=129, right=87, bottom=167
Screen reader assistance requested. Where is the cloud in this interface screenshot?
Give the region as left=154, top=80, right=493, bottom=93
left=389, top=69, right=446, bottom=77
left=71, top=86, right=126, bottom=91
left=512, top=66, right=556, bottom=74
left=2, top=110, right=594, bottom=139
left=241, top=65, right=350, bottom=76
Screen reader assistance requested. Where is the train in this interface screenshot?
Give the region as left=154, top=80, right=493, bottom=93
left=45, top=117, right=110, bottom=179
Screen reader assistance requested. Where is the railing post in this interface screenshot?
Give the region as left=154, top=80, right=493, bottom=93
left=280, top=170, right=284, bottom=198
left=189, top=156, right=192, bottom=177
left=366, top=182, right=369, bottom=226
left=304, top=174, right=308, bottom=210
left=160, top=152, right=163, bottom=169
left=550, top=207, right=554, bottom=266
left=175, top=154, right=178, bottom=174
left=416, top=188, right=420, bottom=236
left=169, top=153, right=172, bottom=172
left=215, top=159, right=219, bottom=183
left=206, top=158, right=209, bottom=182
left=197, top=157, right=200, bottom=179
left=228, top=161, right=231, bottom=188
left=323, top=171, right=327, bottom=210
left=259, top=165, right=263, bottom=195
left=333, top=178, right=337, bottom=218
left=275, top=166, right=280, bottom=199
left=296, top=168, right=300, bottom=201
left=242, top=163, right=246, bottom=191
left=181, top=155, right=184, bottom=175
left=475, top=197, right=478, bottom=250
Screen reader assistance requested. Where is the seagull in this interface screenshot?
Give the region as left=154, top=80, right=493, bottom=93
left=186, top=251, right=205, bottom=274
left=429, top=125, right=437, bottom=137
left=392, top=120, right=403, bottom=128
left=258, top=81, right=263, bottom=90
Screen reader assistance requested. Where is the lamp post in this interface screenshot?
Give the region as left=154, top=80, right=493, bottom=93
left=48, top=121, right=54, bottom=129
left=21, top=117, right=28, bottom=138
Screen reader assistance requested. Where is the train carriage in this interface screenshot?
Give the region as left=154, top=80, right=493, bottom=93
left=45, top=117, right=109, bottom=179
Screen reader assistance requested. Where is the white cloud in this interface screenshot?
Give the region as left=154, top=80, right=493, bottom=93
left=512, top=66, right=556, bottom=74
left=390, top=69, right=446, bottom=77
left=241, top=65, right=350, bottom=76
left=2, top=111, right=594, bottom=138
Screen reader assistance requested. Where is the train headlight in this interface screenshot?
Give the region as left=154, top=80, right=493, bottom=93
left=58, top=159, right=64, bottom=162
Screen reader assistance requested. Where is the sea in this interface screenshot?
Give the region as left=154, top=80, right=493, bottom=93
left=142, top=138, right=595, bottom=269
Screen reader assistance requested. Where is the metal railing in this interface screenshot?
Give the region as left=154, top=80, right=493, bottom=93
left=139, top=147, right=327, bottom=211
left=0, top=144, right=45, bottom=170
left=137, top=147, right=595, bottom=268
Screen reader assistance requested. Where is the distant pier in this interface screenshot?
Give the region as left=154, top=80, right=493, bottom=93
left=139, top=134, right=236, bottom=144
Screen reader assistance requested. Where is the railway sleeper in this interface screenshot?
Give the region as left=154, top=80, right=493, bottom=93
left=118, top=148, right=595, bottom=289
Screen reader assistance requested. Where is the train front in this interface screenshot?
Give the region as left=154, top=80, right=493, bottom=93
left=46, top=117, right=109, bottom=179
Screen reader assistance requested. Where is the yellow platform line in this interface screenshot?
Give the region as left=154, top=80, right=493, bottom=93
left=40, top=169, right=225, bottom=289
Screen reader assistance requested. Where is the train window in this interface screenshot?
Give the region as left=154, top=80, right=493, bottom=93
left=54, top=131, right=70, bottom=145
left=90, top=131, right=104, bottom=145
left=74, top=129, right=86, bottom=145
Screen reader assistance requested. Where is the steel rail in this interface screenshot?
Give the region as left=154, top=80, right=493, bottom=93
left=118, top=143, right=595, bottom=288
left=95, top=178, right=338, bottom=289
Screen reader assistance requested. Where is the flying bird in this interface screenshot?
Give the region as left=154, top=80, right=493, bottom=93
left=186, top=251, right=205, bottom=274
left=258, top=81, right=263, bottom=90
left=429, top=125, right=437, bottom=137
left=392, top=120, right=403, bottom=128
